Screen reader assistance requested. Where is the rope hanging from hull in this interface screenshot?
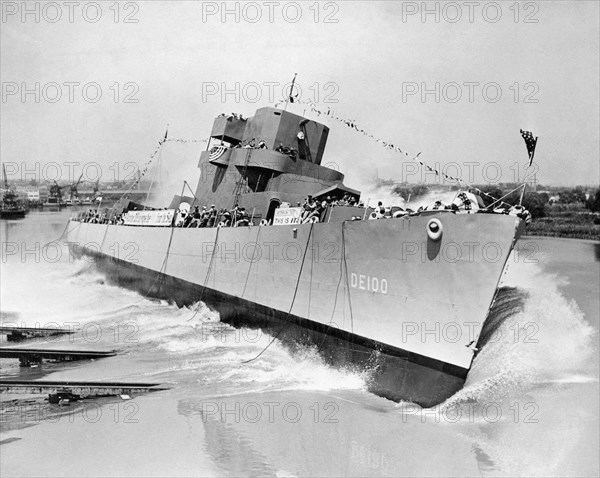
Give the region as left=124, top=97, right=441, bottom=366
left=186, top=226, right=221, bottom=323
left=240, top=224, right=263, bottom=299
left=241, top=221, right=316, bottom=364
left=316, top=220, right=350, bottom=350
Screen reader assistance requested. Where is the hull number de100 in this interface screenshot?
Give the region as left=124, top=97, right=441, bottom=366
left=350, top=273, right=388, bottom=294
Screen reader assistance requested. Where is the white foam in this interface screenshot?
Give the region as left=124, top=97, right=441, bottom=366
left=445, top=255, right=596, bottom=406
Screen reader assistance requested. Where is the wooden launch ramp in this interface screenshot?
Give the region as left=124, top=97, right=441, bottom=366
left=0, top=326, right=75, bottom=342
left=0, top=380, right=168, bottom=401
left=0, top=348, right=117, bottom=366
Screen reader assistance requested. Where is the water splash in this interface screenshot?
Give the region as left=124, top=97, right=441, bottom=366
left=445, top=252, right=596, bottom=407
left=359, top=184, right=459, bottom=210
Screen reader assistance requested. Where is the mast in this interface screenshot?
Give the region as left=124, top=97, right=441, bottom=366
left=283, top=73, right=297, bottom=112
left=2, top=164, right=8, bottom=190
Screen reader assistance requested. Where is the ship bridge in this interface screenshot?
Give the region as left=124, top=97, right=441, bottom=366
left=175, top=107, right=359, bottom=222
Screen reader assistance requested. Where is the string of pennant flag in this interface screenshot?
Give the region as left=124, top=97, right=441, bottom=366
left=278, top=98, right=523, bottom=207
left=112, top=108, right=537, bottom=211
left=108, top=137, right=165, bottom=207
left=281, top=97, right=464, bottom=178
left=126, top=138, right=207, bottom=189
left=111, top=136, right=208, bottom=207
left=164, top=138, right=208, bottom=144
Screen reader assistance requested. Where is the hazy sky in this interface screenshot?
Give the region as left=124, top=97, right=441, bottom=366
left=1, top=1, right=598, bottom=193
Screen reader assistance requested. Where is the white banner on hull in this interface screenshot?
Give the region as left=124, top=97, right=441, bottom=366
left=273, top=207, right=302, bottom=225
left=123, top=209, right=175, bottom=226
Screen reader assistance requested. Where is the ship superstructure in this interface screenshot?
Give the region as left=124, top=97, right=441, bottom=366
left=174, top=108, right=358, bottom=222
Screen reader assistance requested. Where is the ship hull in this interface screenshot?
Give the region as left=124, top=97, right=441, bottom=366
left=67, top=212, right=522, bottom=406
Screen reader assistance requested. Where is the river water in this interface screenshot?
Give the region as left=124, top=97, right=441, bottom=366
left=1, top=210, right=598, bottom=477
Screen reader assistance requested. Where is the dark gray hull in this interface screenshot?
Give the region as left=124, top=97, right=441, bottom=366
left=75, top=246, right=466, bottom=406
left=67, top=212, right=523, bottom=406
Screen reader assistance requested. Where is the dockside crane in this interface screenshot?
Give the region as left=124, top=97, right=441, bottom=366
left=50, top=180, right=66, bottom=201
left=2, top=164, right=11, bottom=191
left=92, top=179, right=101, bottom=199
left=69, top=173, right=84, bottom=200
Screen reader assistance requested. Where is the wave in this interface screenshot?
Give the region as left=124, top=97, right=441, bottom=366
left=442, top=252, right=596, bottom=409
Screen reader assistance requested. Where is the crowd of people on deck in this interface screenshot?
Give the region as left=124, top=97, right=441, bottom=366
left=210, top=127, right=299, bottom=159
left=173, top=193, right=367, bottom=228
left=176, top=204, right=251, bottom=228
left=74, top=190, right=529, bottom=228
left=235, top=139, right=297, bottom=159
left=75, top=194, right=371, bottom=228
left=78, top=209, right=116, bottom=224
left=298, top=193, right=363, bottom=222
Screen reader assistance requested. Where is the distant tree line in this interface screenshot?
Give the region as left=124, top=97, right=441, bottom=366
left=586, top=189, right=600, bottom=213
left=556, top=187, right=587, bottom=204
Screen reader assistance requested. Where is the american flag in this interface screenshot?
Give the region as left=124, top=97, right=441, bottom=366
left=520, top=129, right=538, bottom=166
left=209, top=146, right=227, bottom=161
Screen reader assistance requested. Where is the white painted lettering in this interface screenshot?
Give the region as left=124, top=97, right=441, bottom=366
left=359, top=274, right=366, bottom=290
left=350, top=273, right=388, bottom=295
left=381, top=279, right=388, bottom=294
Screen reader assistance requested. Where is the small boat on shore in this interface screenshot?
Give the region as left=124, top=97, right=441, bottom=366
left=0, top=165, right=27, bottom=219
